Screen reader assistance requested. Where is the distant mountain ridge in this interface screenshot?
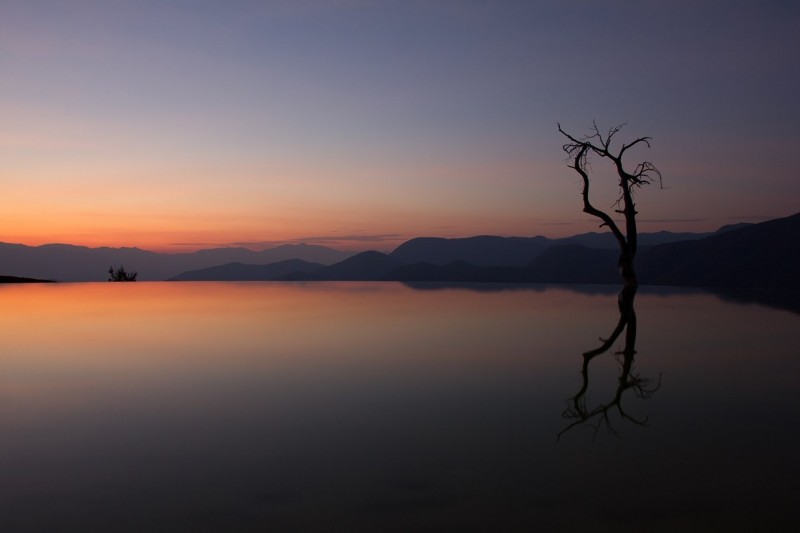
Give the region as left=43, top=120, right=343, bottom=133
left=388, top=230, right=719, bottom=267
left=167, top=228, right=722, bottom=283
left=637, top=213, right=800, bottom=289
left=391, top=236, right=550, bottom=267
left=169, top=259, right=323, bottom=281
left=0, top=242, right=352, bottom=281
left=306, top=251, right=405, bottom=281
left=2, top=216, right=796, bottom=289
left=166, top=214, right=799, bottom=290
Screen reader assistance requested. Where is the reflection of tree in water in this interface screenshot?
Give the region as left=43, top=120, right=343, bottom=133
left=559, top=286, right=661, bottom=438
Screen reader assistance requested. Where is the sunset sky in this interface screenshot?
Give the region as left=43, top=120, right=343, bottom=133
left=2, top=0, right=798, bottom=252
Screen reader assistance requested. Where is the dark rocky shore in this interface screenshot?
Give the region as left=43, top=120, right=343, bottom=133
left=0, top=275, right=55, bottom=283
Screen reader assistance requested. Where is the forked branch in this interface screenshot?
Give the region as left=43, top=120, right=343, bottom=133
left=557, top=122, right=662, bottom=288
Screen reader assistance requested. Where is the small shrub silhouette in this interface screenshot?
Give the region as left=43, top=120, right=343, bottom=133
left=108, top=265, right=137, bottom=282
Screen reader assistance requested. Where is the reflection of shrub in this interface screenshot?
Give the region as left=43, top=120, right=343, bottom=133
left=108, top=265, right=137, bottom=282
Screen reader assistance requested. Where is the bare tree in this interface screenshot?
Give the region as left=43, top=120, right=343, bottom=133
left=557, top=122, right=662, bottom=288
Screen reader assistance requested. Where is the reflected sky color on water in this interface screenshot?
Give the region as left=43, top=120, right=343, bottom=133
left=1, top=282, right=798, bottom=531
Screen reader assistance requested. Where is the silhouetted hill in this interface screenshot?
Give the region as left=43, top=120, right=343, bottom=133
left=3, top=216, right=794, bottom=288
left=170, top=259, right=323, bottom=281
left=0, top=242, right=352, bottom=281
left=638, top=212, right=800, bottom=289
left=385, top=261, right=531, bottom=282
left=714, top=222, right=752, bottom=234
left=560, top=230, right=714, bottom=249
left=0, top=242, right=147, bottom=282
left=390, top=231, right=713, bottom=267
left=527, top=245, right=619, bottom=284
left=383, top=247, right=618, bottom=284
left=0, top=275, right=55, bottom=283
left=390, top=236, right=550, bottom=266
left=474, top=214, right=798, bottom=289
left=306, top=251, right=406, bottom=281
left=183, top=244, right=349, bottom=266
left=386, top=214, right=800, bottom=288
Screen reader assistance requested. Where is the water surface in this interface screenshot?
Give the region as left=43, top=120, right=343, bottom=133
left=1, top=282, right=798, bottom=531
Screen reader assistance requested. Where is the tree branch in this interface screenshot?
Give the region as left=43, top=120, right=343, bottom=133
left=557, top=121, right=662, bottom=287
left=558, top=124, right=628, bottom=253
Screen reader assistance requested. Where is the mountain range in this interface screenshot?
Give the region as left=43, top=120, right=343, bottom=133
left=3, top=213, right=798, bottom=290
left=0, top=242, right=350, bottom=282
left=164, top=229, right=721, bottom=282
left=171, top=213, right=799, bottom=290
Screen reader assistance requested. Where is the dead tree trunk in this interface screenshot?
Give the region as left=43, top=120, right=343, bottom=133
left=557, top=122, right=662, bottom=288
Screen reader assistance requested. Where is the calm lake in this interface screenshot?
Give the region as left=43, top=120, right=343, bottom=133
left=1, top=282, right=798, bottom=531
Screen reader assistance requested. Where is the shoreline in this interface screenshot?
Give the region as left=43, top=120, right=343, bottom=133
left=0, top=275, right=56, bottom=283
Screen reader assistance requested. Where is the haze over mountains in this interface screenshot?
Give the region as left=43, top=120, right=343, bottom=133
left=0, top=228, right=709, bottom=282
left=390, top=230, right=721, bottom=267
left=0, top=243, right=350, bottom=282
left=172, top=213, right=800, bottom=289
left=3, top=213, right=798, bottom=290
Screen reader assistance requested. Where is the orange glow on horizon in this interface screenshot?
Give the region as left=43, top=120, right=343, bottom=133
left=0, top=132, right=580, bottom=252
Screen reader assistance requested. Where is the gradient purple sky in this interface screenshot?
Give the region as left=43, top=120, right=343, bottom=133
left=2, top=0, right=798, bottom=251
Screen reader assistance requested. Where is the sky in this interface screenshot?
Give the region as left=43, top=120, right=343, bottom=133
left=2, top=0, right=798, bottom=252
